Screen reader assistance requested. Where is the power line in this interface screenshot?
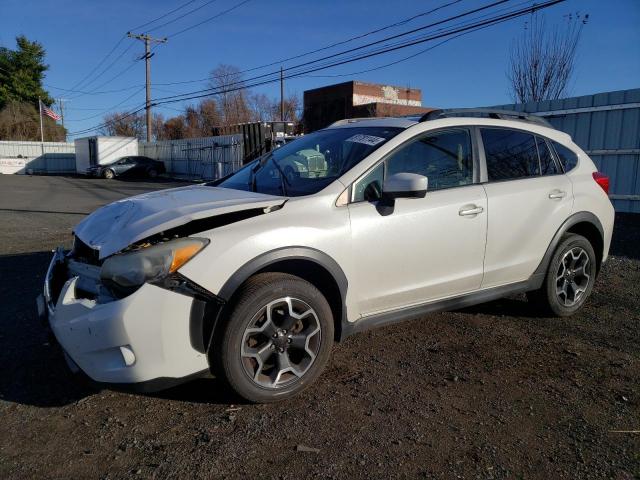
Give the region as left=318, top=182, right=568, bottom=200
left=148, top=0, right=514, bottom=103
left=67, top=36, right=127, bottom=92
left=69, top=57, right=142, bottom=99
left=45, top=83, right=145, bottom=95
left=129, top=0, right=200, bottom=31
left=63, top=0, right=250, bottom=101
left=65, top=87, right=146, bottom=122
left=72, top=43, right=137, bottom=94
left=154, top=0, right=565, bottom=106
left=296, top=0, right=533, bottom=78
left=155, top=105, right=186, bottom=113
left=66, top=1, right=516, bottom=134
left=228, top=0, right=466, bottom=77
left=142, top=0, right=466, bottom=87
left=68, top=0, right=565, bottom=137
left=59, top=0, right=464, bottom=99
left=164, top=0, right=253, bottom=38
left=146, top=0, right=221, bottom=34
left=65, top=0, right=204, bottom=92
left=301, top=23, right=502, bottom=79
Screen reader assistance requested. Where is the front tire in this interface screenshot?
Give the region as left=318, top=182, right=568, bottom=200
left=527, top=233, right=597, bottom=316
left=102, top=168, right=115, bottom=179
left=213, top=273, right=334, bottom=403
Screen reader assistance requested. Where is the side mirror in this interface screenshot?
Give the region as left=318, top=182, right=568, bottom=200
left=383, top=173, right=428, bottom=199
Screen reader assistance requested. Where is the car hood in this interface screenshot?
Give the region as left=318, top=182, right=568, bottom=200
left=74, top=185, right=286, bottom=259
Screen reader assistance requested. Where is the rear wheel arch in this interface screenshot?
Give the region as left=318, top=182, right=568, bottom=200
left=535, top=212, right=605, bottom=278
left=565, top=221, right=604, bottom=272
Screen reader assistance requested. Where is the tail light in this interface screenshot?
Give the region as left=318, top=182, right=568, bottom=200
left=592, top=172, right=610, bottom=195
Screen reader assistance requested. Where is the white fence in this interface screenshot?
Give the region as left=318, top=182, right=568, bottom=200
left=0, top=135, right=245, bottom=179
left=0, top=140, right=76, bottom=174
left=140, top=135, right=244, bottom=180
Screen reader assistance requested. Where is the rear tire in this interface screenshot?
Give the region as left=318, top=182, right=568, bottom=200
left=148, top=168, right=158, bottom=179
left=527, top=233, right=597, bottom=317
left=212, top=273, right=334, bottom=403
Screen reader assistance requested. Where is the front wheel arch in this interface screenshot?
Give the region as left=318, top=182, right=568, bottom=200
left=202, top=247, right=348, bottom=356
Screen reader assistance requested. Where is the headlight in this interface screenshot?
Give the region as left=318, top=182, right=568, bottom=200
left=100, top=238, right=209, bottom=289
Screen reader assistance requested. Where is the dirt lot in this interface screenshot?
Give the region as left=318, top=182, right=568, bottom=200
left=0, top=175, right=638, bottom=479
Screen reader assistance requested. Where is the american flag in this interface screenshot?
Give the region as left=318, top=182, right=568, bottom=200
left=41, top=101, right=61, bottom=121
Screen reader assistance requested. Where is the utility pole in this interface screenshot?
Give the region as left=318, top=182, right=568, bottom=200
left=127, top=32, right=167, bottom=142
left=280, top=66, right=284, bottom=121
left=56, top=98, right=69, bottom=141
left=56, top=98, right=69, bottom=128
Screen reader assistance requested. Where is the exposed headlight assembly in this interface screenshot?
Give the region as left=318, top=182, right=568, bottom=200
left=100, top=238, right=209, bottom=290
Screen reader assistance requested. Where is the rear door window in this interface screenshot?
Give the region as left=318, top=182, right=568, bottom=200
left=481, top=128, right=540, bottom=181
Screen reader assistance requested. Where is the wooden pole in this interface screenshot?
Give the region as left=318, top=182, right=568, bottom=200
left=280, top=66, right=284, bottom=121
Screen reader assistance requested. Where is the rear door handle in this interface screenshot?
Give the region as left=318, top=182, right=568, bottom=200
left=459, top=205, right=484, bottom=216
left=549, top=190, right=567, bottom=199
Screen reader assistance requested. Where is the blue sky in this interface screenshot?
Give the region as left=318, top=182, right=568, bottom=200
left=1, top=0, right=638, bottom=136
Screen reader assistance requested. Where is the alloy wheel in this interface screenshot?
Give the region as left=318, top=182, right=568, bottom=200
left=555, top=247, right=591, bottom=307
left=240, top=297, right=321, bottom=389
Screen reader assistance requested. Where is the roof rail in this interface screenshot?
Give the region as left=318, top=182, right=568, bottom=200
left=420, top=108, right=553, bottom=128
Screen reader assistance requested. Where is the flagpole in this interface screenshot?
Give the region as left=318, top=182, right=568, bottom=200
left=38, top=97, right=45, bottom=143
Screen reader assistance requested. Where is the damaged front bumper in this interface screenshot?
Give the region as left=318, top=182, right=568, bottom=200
left=37, top=249, right=211, bottom=391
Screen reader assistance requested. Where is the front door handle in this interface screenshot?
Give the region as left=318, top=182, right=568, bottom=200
left=549, top=190, right=567, bottom=199
left=459, top=204, right=484, bottom=216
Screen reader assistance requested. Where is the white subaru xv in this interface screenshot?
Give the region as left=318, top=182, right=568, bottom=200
left=39, top=109, right=614, bottom=403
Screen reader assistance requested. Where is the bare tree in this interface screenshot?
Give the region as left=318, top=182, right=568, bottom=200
left=274, top=93, right=301, bottom=122
left=248, top=92, right=273, bottom=121
left=209, top=64, right=251, bottom=126
left=159, top=115, right=187, bottom=140
left=100, top=111, right=146, bottom=138
left=508, top=13, right=588, bottom=103
left=198, top=99, right=222, bottom=135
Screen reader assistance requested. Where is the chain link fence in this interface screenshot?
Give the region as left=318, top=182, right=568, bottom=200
left=140, top=135, right=244, bottom=181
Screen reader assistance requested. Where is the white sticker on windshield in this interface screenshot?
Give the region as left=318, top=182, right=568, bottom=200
left=345, top=134, right=386, bottom=146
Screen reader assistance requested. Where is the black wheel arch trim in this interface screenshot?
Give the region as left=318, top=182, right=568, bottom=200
left=533, top=211, right=604, bottom=278
left=217, top=246, right=349, bottom=337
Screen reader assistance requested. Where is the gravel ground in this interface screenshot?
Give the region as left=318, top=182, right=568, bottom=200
left=0, top=175, right=638, bottom=479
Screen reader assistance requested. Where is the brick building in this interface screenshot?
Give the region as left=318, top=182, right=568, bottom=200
left=303, top=80, right=434, bottom=132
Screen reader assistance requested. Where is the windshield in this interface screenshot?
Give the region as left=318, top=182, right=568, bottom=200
left=217, top=126, right=403, bottom=196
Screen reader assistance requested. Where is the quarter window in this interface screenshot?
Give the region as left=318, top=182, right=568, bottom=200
left=537, top=137, right=560, bottom=175
left=385, top=129, right=473, bottom=191
left=352, top=163, right=384, bottom=202
left=552, top=141, right=579, bottom=172
left=481, top=128, right=540, bottom=181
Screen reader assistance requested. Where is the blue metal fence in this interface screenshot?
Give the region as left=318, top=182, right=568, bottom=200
left=491, top=88, right=640, bottom=213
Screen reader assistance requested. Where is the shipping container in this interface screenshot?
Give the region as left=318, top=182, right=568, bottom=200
left=73, top=136, right=138, bottom=174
